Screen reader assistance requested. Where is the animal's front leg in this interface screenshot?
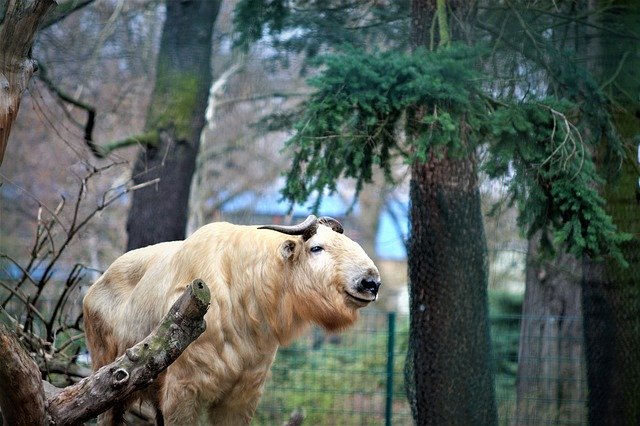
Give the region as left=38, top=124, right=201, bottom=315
left=204, top=408, right=253, bottom=426
left=204, top=390, right=261, bottom=426
left=97, top=404, right=125, bottom=426
left=160, top=378, right=202, bottom=426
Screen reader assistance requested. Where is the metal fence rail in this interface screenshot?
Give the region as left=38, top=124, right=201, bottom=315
left=255, top=310, right=588, bottom=426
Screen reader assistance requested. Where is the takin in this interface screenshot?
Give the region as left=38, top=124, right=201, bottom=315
left=83, top=215, right=381, bottom=425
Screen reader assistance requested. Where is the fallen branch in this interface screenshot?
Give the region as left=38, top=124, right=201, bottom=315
left=47, top=278, right=210, bottom=424
left=0, top=279, right=211, bottom=425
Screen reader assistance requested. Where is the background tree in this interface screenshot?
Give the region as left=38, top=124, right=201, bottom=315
left=233, top=1, right=631, bottom=424
left=476, top=3, right=597, bottom=422
left=71, top=0, right=221, bottom=250
left=404, top=2, right=497, bottom=423
left=123, top=0, right=221, bottom=249
left=581, top=1, right=640, bottom=423
left=472, top=2, right=639, bottom=423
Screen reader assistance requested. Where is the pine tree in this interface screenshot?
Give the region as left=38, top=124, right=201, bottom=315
left=233, top=1, right=631, bottom=423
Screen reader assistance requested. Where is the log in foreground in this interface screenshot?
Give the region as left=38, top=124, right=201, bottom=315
left=0, top=311, right=46, bottom=426
left=46, top=279, right=211, bottom=425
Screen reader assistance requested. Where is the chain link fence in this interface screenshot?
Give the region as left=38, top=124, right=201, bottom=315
left=255, top=306, right=591, bottom=426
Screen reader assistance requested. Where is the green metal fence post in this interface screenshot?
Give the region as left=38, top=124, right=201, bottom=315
left=385, top=311, right=397, bottom=426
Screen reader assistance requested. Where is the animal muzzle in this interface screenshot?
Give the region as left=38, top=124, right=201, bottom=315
left=358, top=278, right=381, bottom=297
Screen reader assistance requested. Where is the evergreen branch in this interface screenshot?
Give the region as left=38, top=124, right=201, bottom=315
left=504, top=1, right=548, bottom=65
left=474, top=19, right=556, bottom=81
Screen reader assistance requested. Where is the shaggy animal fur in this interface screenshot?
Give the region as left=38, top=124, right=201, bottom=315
left=83, top=218, right=380, bottom=425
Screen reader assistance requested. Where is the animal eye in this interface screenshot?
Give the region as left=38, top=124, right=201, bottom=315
left=310, top=245, right=324, bottom=253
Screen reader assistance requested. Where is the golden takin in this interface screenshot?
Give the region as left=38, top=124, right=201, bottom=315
left=83, top=215, right=381, bottom=425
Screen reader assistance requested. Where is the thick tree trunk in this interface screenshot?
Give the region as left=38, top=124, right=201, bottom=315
left=407, top=153, right=497, bottom=425
left=0, top=315, right=46, bottom=426
left=581, top=87, right=640, bottom=426
left=126, top=0, right=221, bottom=250
left=582, top=238, right=640, bottom=425
left=514, top=237, right=586, bottom=425
left=0, top=0, right=56, bottom=166
left=581, top=3, right=640, bottom=424
left=405, top=1, right=496, bottom=424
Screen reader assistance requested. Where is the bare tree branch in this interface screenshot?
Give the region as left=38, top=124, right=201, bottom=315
left=46, top=279, right=211, bottom=425
left=36, top=62, right=98, bottom=155
left=0, top=279, right=210, bottom=425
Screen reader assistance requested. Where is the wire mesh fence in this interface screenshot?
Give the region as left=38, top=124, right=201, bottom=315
left=0, top=287, right=594, bottom=425
left=255, top=310, right=412, bottom=426
left=255, top=309, right=589, bottom=426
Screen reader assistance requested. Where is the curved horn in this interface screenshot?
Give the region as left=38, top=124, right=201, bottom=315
left=318, top=216, right=344, bottom=234
left=258, top=215, right=319, bottom=240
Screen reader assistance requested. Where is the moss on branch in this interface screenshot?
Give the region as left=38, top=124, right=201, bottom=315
left=88, top=131, right=160, bottom=157
left=46, top=279, right=210, bottom=424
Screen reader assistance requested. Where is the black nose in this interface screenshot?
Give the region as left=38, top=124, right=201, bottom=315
left=360, top=279, right=381, bottom=295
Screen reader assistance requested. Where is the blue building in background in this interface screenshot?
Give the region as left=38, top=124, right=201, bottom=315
left=219, top=188, right=408, bottom=261
left=218, top=187, right=411, bottom=312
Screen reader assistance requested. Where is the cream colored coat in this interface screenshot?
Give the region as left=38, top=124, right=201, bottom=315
left=83, top=221, right=380, bottom=425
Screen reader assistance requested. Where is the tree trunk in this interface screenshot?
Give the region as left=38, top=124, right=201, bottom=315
left=407, top=153, right=497, bottom=425
left=581, top=3, right=640, bottom=425
left=126, top=0, right=221, bottom=250
left=514, top=236, right=586, bottom=425
left=0, top=0, right=56, bottom=166
left=404, top=1, right=496, bottom=424
left=0, top=316, right=46, bottom=426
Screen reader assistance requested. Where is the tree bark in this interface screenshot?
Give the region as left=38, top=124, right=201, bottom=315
left=407, top=153, right=497, bottom=425
left=404, top=1, right=497, bottom=424
left=514, top=237, right=586, bottom=425
left=0, top=279, right=210, bottom=425
left=0, top=0, right=56, bottom=166
left=0, top=314, right=46, bottom=426
left=126, top=0, right=221, bottom=250
left=581, top=3, right=640, bottom=424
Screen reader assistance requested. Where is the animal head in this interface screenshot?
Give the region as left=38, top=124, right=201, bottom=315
left=259, top=215, right=381, bottom=331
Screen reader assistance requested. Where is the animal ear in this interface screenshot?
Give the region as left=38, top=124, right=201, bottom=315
left=279, top=239, right=297, bottom=260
